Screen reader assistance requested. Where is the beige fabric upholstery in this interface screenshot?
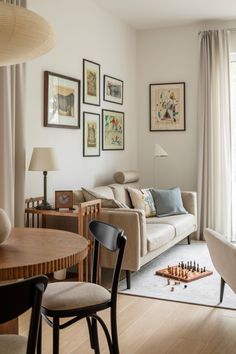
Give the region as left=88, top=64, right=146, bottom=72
left=181, top=191, right=197, bottom=218
left=109, top=183, right=140, bottom=207
left=147, top=223, right=175, bottom=252
left=204, top=228, right=236, bottom=293
left=146, top=214, right=196, bottom=237
left=82, top=186, right=125, bottom=208
left=113, top=170, right=139, bottom=184
left=73, top=190, right=85, bottom=204
left=42, top=282, right=111, bottom=311
left=0, top=335, right=27, bottom=354
left=0, top=208, right=11, bottom=244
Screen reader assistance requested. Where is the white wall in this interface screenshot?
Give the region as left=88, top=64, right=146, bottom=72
left=137, top=20, right=236, bottom=191
left=25, top=0, right=137, bottom=202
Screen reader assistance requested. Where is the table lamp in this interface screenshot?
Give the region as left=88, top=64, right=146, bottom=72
left=153, top=143, right=168, bottom=187
left=28, top=147, right=59, bottom=210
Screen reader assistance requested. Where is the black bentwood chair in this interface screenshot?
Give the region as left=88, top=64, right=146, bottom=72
left=39, top=220, right=127, bottom=354
left=0, top=275, right=48, bottom=354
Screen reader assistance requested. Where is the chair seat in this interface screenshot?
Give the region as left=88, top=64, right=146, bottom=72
left=0, top=334, right=27, bottom=354
left=42, top=281, right=111, bottom=311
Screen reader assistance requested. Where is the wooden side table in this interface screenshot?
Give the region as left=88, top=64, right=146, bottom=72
left=25, top=199, right=101, bottom=282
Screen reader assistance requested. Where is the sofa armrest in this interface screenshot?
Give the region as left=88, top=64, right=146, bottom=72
left=100, top=208, right=147, bottom=271
left=181, top=191, right=197, bottom=235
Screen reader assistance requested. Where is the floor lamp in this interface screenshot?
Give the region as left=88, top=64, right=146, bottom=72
left=153, top=143, right=168, bottom=188
left=28, top=147, right=59, bottom=210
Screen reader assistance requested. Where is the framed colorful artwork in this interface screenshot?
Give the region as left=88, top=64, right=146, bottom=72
left=83, top=59, right=100, bottom=106
left=83, top=112, right=100, bottom=157
left=103, top=75, right=123, bottom=105
left=149, top=82, right=185, bottom=131
left=102, top=109, right=124, bottom=150
left=44, top=71, right=80, bottom=129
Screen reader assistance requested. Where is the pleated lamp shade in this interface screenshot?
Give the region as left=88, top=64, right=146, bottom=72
left=0, top=2, right=55, bottom=66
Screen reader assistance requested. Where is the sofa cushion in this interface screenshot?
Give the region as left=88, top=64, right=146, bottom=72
left=146, top=214, right=196, bottom=237
left=151, top=187, right=187, bottom=216
left=113, top=170, right=139, bottom=184
left=146, top=223, right=175, bottom=252
left=109, top=183, right=139, bottom=208
left=82, top=187, right=127, bottom=208
left=127, top=187, right=156, bottom=217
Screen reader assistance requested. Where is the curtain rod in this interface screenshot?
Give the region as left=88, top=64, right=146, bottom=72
left=198, top=28, right=236, bottom=35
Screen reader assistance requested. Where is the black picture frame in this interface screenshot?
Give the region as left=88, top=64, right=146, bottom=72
left=83, top=112, right=100, bottom=157
left=103, top=75, right=123, bottom=105
left=149, top=82, right=185, bottom=131
left=83, top=59, right=100, bottom=106
left=102, top=109, right=124, bottom=151
left=44, top=71, right=80, bottom=129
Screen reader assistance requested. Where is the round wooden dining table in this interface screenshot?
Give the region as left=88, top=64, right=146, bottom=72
left=0, top=227, right=88, bottom=333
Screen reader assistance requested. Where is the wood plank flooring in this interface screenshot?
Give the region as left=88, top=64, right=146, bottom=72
left=19, top=294, right=236, bottom=354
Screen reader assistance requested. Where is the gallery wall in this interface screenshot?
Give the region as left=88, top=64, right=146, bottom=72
left=136, top=20, right=236, bottom=191
left=25, top=0, right=137, bottom=202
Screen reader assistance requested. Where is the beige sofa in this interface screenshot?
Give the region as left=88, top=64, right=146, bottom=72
left=74, top=176, right=197, bottom=287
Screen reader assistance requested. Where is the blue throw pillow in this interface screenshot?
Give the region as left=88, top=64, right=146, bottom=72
left=150, top=187, right=187, bottom=217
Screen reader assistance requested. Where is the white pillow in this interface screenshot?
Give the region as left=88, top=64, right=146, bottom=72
left=128, top=187, right=156, bottom=217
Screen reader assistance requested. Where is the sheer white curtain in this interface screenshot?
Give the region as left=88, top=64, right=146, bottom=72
left=0, top=0, right=26, bottom=226
left=197, top=30, right=232, bottom=241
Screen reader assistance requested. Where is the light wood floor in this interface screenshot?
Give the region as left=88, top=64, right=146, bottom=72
left=20, top=294, right=236, bottom=354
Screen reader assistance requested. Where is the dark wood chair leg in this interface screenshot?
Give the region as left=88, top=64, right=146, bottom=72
left=187, top=235, right=191, bottom=245
left=126, top=270, right=131, bottom=289
left=53, top=317, right=60, bottom=354
left=91, top=317, right=100, bottom=354
left=37, top=316, right=42, bottom=354
left=220, top=277, right=226, bottom=303
left=111, top=307, right=120, bottom=354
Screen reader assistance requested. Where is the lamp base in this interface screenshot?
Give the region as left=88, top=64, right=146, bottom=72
left=35, top=202, right=53, bottom=210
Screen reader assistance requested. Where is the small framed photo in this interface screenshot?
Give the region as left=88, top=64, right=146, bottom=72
left=102, top=109, right=124, bottom=150
left=83, top=112, right=100, bottom=157
left=104, top=75, right=123, bottom=105
left=55, top=190, right=73, bottom=210
left=149, top=82, right=185, bottom=131
left=83, top=59, right=100, bottom=106
left=44, top=71, right=80, bottom=129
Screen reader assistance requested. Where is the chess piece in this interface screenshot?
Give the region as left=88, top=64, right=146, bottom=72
left=197, top=264, right=199, bottom=272
left=168, top=265, right=170, bottom=273
left=171, top=286, right=174, bottom=292
left=167, top=278, right=170, bottom=285
left=184, top=284, right=187, bottom=289
left=203, top=266, right=206, bottom=272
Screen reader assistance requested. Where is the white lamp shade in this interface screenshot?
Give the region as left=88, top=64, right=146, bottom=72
left=0, top=3, right=55, bottom=66
left=28, top=148, right=59, bottom=171
left=154, top=144, right=168, bottom=157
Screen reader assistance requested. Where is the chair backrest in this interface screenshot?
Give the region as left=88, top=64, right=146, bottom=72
left=204, top=228, right=236, bottom=293
left=89, top=220, right=126, bottom=300
left=0, top=275, right=48, bottom=354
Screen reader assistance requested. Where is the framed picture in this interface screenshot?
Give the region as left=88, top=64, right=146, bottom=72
left=55, top=190, right=73, bottom=210
left=83, top=59, right=100, bottom=106
left=44, top=71, right=80, bottom=129
left=103, top=75, right=123, bottom=105
left=102, top=109, right=124, bottom=150
left=83, top=112, right=100, bottom=157
left=149, top=82, right=185, bottom=131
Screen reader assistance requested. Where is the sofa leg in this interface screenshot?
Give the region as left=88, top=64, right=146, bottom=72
left=126, top=270, right=131, bottom=289
left=220, top=277, right=226, bottom=303
left=187, top=235, right=191, bottom=245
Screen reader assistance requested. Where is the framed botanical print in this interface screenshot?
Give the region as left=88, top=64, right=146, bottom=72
left=83, top=59, right=100, bottom=106
left=83, top=112, right=100, bottom=157
left=44, top=71, right=80, bottom=129
left=102, top=109, right=124, bottom=150
left=149, top=82, right=185, bottom=131
left=103, top=75, right=123, bottom=105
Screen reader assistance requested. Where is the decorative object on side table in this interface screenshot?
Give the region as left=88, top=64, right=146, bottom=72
left=150, top=82, right=185, bottom=131
left=83, top=112, right=100, bottom=157
left=55, top=190, right=73, bottom=210
left=0, top=209, right=11, bottom=245
left=28, top=147, right=59, bottom=210
left=102, top=109, right=124, bottom=150
left=83, top=59, right=100, bottom=106
left=104, top=75, right=123, bottom=105
left=44, top=71, right=80, bottom=129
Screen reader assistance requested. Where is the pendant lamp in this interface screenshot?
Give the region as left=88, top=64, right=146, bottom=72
left=0, top=2, right=55, bottom=66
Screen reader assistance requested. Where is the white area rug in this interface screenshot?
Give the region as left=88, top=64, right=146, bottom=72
left=119, top=241, right=236, bottom=310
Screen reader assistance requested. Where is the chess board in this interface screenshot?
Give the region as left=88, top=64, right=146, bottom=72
left=155, top=262, right=213, bottom=283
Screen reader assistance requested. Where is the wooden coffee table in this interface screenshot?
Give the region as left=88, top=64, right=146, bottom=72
left=0, top=227, right=88, bottom=333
